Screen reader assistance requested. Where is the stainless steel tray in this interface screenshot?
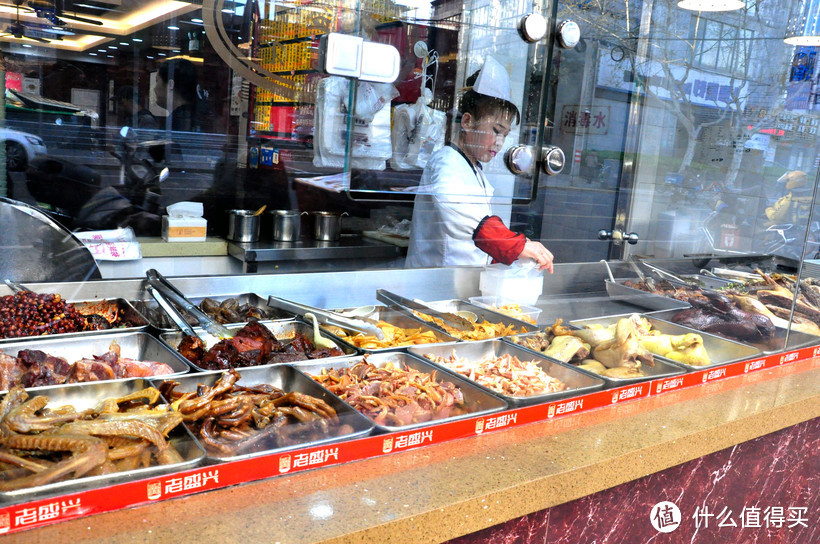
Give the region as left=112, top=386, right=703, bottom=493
left=150, top=365, right=374, bottom=462
left=569, top=314, right=761, bottom=371
left=407, top=340, right=605, bottom=407
left=0, top=331, right=190, bottom=393
left=419, top=299, right=539, bottom=339
left=505, top=330, right=686, bottom=388
left=159, top=320, right=357, bottom=372
left=0, top=379, right=204, bottom=502
left=134, top=292, right=291, bottom=331
left=605, top=279, right=692, bottom=312
left=0, top=297, right=149, bottom=345
left=534, top=294, right=663, bottom=327
left=645, top=309, right=820, bottom=355
left=321, top=306, right=458, bottom=353
left=293, top=352, right=507, bottom=433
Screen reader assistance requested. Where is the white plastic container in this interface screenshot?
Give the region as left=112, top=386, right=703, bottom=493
left=478, top=262, right=543, bottom=305
left=468, top=296, right=542, bottom=325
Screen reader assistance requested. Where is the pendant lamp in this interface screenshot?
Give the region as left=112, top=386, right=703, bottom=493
left=677, top=0, right=744, bottom=12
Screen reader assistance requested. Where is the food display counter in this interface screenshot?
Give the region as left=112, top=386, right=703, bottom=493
left=0, top=263, right=817, bottom=541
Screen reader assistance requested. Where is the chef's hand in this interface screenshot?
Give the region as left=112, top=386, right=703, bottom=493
left=519, top=240, right=554, bottom=273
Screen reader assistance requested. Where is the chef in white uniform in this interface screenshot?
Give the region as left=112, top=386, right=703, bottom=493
left=406, top=56, right=554, bottom=271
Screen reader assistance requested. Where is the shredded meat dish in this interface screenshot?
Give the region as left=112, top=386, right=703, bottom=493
left=310, top=358, right=466, bottom=426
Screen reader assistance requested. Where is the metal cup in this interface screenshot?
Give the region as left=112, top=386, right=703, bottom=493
left=226, top=209, right=260, bottom=243
left=312, top=211, right=348, bottom=241
left=270, top=210, right=304, bottom=242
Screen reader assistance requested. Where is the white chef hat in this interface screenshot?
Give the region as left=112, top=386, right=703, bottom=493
left=464, top=55, right=520, bottom=124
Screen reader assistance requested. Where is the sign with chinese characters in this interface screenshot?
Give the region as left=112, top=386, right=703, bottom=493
left=560, top=105, right=610, bottom=135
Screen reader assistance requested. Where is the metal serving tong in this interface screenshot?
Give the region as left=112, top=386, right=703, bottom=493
left=636, top=260, right=692, bottom=285
left=266, top=296, right=386, bottom=340
left=626, top=257, right=649, bottom=283
left=376, top=289, right=475, bottom=332
left=145, top=269, right=234, bottom=339
left=146, top=282, right=198, bottom=338
left=3, top=279, right=32, bottom=293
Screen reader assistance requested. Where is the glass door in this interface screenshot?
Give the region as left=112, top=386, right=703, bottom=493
left=537, top=0, right=816, bottom=265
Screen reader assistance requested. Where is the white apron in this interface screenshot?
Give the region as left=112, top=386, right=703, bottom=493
left=406, top=145, right=493, bottom=268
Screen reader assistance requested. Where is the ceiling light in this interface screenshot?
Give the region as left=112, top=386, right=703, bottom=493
left=119, top=42, right=129, bottom=45
left=168, top=25, right=179, bottom=30
left=158, top=52, right=166, bottom=56
left=22, top=43, right=32, bottom=48
left=677, top=0, right=744, bottom=11
left=89, top=52, right=97, bottom=55
left=146, top=55, right=154, bottom=59
left=108, top=45, right=117, bottom=49
left=133, top=38, right=143, bottom=42
left=107, top=54, right=114, bottom=58
left=221, top=8, right=233, bottom=13
left=785, top=0, right=820, bottom=45
left=191, top=18, right=203, bottom=23
left=98, top=49, right=106, bottom=52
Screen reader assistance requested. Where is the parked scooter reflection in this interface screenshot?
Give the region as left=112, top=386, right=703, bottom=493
left=26, top=126, right=170, bottom=235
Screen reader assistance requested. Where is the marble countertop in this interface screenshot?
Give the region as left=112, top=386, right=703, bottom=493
left=7, top=357, right=820, bottom=544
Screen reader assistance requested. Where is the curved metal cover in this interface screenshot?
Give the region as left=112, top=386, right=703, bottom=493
left=0, top=198, right=101, bottom=282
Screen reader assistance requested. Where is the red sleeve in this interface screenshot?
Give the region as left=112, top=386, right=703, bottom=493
left=472, top=215, right=526, bottom=265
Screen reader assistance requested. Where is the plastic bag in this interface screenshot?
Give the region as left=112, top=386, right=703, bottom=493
left=314, top=77, right=396, bottom=170
left=390, top=88, right=445, bottom=170
left=479, top=259, right=544, bottom=305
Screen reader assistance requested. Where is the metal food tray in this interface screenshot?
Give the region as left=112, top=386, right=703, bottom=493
left=645, top=309, right=820, bottom=355
left=159, top=320, right=357, bottom=372
left=0, top=379, right=204, bottom=502
left=417, top=299, right=539, bottom=339
left=569, top=314, right=761, bottom=371
left=506, top=330, right=686, bottom=388
left=149, top=365, right=374, bottom=462
left=133, top=292, right=291, bottom=331
left=407, top=340, right=605, bottom=407
left=605, top=279, right=692, bottom=312
left=322, top=306, right=458, bottom=353
left=0, top=331, right=190, bottom=394
left=294, top=352, right=507, bottom=433
left=0, top=297, right=150, bottom=345
left=534, top=295, right=659, bottom=326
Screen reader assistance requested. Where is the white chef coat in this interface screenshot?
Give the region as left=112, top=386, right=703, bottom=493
left=406, top=145, right=494, bottom=268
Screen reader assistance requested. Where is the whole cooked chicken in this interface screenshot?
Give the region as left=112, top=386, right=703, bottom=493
left=592, top=317, right=655, bottom=370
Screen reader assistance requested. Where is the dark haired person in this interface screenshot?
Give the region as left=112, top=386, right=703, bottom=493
left=406, top=56, right=554, bottom=271
left=115, top=86, right=158, bottom=129
left=155, top=58, right=210, bottom=132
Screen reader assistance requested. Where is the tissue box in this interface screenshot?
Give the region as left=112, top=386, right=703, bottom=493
left=162, top=216, right=207, bottom=242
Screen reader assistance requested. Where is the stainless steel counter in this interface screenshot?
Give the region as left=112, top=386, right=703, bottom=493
left=227, top=235, right=404, bottom=272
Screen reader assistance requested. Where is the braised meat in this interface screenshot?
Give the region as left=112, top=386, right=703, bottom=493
left=0, top=342, right=175, bottom=390
left=180, top=320, right=344, bottom=370
left=312, top=358, right=467, bottom=426
left=159, top=369, right=352, bottom=456
left=671, top=291, right=775, bottom=342
left=178, top=335, right=205, bottom=363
